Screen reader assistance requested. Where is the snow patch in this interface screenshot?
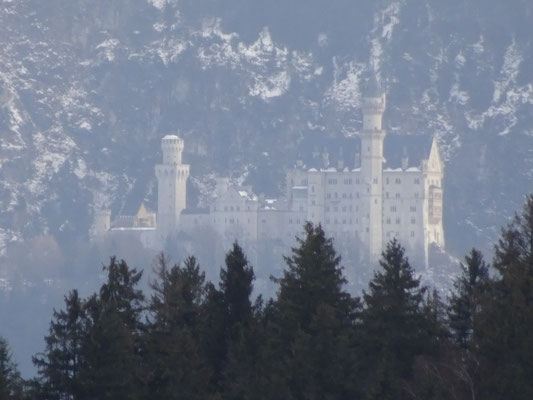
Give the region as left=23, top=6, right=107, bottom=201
left=325, top=60, right=364, bottom=110
left=78, top=120, right=92, bottom=130
left=249, top=70, right=291, bottom=100
left=148, top=0, right=176, bottom=10
left=96, top=39, right=120, bottom=62
left=465, top=40, right=532, bottom=135
left=449, top=83, right=469, bottom=105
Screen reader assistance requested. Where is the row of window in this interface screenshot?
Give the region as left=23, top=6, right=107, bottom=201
left=213, top=205, right=255, bottom=212
left=324, top=177, right=424, bottom=186
left=385, top=217, right=417, bottom=225
left=386, top=231, right=416, bottom=238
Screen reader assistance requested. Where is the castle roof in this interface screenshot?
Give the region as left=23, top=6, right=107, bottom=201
left=163, top=134, right=181, bottom=140
left=293, top=134, right=435, bottom=172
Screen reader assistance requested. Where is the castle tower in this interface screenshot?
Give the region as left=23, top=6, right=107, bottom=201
left=360, top=75, right=386, bottom=264
left=155, top=135, right=189, bottom=240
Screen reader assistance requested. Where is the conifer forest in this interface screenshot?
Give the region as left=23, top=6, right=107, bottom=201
left=2, top=195, right=533, bottom=399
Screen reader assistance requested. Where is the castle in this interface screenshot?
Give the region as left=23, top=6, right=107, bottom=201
left=92, top=80, right=444, bottom=268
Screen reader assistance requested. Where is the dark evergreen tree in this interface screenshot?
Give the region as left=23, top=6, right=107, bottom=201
left=361, top=239, right=431, bottom=400
left=79, top=257, right=145, bottom=400
left=269, top=223, right=362, bottom=399
left=448, top=249, right=490, bottom=348
left=219, top=242, right=255, bottom=334
left=474, top=195, right=533, bottom=399
left=0, top=337, right=23, bottom=400
left=33, top=290, right=86, bottom=400
left=145, top=254, right=211, bottom=400
left=205, top=242, right=256, bottom=396
left=201, top=281, right=227, bottom=388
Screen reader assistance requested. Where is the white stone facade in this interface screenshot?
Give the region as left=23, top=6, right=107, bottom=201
left=94, top=86, right=445, bottom=268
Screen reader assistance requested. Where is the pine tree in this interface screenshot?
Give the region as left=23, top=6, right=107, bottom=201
left=270, top=222, right=362, bottom=399
left=448, top=249, right=490, bottom=348
left=0, top=337, right=23, bottom=400
left=207, top=242, right=256, bottom=396
left=219, top=242, right=255, bottom=335
left=474, top=195, right=533, bottom=399
left=33, top=290, right=86, bottom=400
left=79, top=257, right=145, bottom=400
left=145, top=254, right=211, bottom=400
left=361, top=239, right=431, bottom=399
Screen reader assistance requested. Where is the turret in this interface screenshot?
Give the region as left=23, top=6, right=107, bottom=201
left=155, top=134, right=190, bottom=240
left=360, top=73, right=386, bottom=264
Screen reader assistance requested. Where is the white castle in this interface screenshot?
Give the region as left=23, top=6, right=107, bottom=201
left=92, top=80, right=444, bottom=268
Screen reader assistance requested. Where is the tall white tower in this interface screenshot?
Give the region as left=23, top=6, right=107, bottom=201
left=155, top=135, right=189, bottom=240
left=360, top=75, right=386, bottom=264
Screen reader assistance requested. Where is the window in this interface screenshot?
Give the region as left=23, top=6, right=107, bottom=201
left=342, top=193, right=347, bottom=199
left=411, top=231, right=415, bottom=237
left=311, top=200, right=316, bottom=206
left=390, top=206, right=397, bottom=212
left=396, top=193, right=400, bottom=199
left=356, top=179, right=360, bottom=184
left=349, top=205, right=353, bottom=211
left=334, top=206, right=338, bottom=212
left=395, top=178, right=401, bottom=184
left=230, top=206, right=234, bottom=211
left=415, top=192, right=419, bottom=198
left=236, top=206, right=240, bottom=211
left=289, top=219, right=293, bottom=225
left=299, top=205, right=304, bottom=212
left=410, top=206, right=417, bottom=212
left=311, top=186, right=315, bottom=193
left=395, top=217, right=401, bottom=224
left=342, top=206, right=347, bottom=212
left=327, top=193, right=331, bottom=199
left=326, top=206, right=330, bottom=212
left=411, top=218, right=416, bottom=224
left=328, top=179, right=337, bottom=185
left=334, top=192, right=338, bottom=198
left=414, top=178, right=420, bottom=184
left=373, top=178, right=378, bottom=184
left=386, top=218, right=391, bottom=224
left=386, top=178, right=390, bottom=185
left=386, top=192, right=389, bottom=198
